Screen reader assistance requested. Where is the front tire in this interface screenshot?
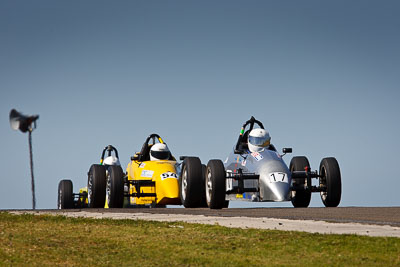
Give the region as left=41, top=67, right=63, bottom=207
left=290, top=156, right=311, bottom=208
left=198, top=164, right=208, bottom=207
left=58, top=180, right=74, bottom=209
left=179, top=157, right=203, bottom=208
left=106, top=165, right=125, bottom=208
left=87, top=164, right=106, bottom=208
left=319, top=157, right=341, bottom=207
left=205, top=160, right=226, bottom=209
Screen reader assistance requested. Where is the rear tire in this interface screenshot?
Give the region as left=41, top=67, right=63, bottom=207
left=290, top=156, right=311, bottom=208
left=179, top=157, right=203, bottom=208
left=224, top=200, right=229, bottom=208
left=319, top=157, right=341, bottom=207
left=87, top=164, right=107, bottom=208
left=205, top=160, right=226, bottom=209
left=106, top=165, right=125, bottom=208
left=58, top=180, right=74, bottom=209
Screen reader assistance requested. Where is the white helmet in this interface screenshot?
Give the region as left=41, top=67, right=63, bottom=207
left=248, top=128, right=271, bottom=153
left=150, top=143, right=170, bottom=161
left=103, top=155, right=120, bottom=166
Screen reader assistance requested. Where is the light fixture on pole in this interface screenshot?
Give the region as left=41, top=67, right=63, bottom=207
left=9, top=109, right=39, bottom=210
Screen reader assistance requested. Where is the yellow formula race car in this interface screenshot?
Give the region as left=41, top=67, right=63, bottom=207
left=107, top=134, right=182, bottom=208
left=57, top=145, right=123, bottom=209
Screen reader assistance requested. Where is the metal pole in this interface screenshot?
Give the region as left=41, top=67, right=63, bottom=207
left=28, top=131, right=36, bottom=210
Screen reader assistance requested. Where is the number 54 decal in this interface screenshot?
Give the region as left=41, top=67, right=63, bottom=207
left=269, top=172, right=288, bottom=183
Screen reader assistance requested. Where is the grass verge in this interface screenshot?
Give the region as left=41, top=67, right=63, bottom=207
left=1, top=212, right=399, bottom=266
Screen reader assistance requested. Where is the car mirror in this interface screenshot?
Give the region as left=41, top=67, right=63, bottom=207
left=282, top=148, right=292, bottom=154
left=131, top=153, right=140, bottom=161
left=234, top=149, right=243, bottom=154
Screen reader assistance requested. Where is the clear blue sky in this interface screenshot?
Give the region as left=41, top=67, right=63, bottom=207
left=1, top=1, right=399, bottom=209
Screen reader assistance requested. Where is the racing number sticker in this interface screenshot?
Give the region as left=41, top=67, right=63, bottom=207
left=269, top=172, right=288, bottom=183
left=160, top=172, right=178, bottom=180
left=141, top=170, right=154, bottom=178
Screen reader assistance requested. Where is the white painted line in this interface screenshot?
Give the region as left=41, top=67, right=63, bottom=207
left=9, top=211, right=400, bottom=238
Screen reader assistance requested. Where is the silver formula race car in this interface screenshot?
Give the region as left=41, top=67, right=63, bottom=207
left=180, top=116, right=341, bottom=209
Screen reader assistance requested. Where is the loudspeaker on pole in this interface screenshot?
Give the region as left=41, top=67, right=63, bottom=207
left=9, top=109, right=39, bottom=133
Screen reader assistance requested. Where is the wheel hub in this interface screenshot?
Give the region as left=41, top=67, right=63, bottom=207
left=320, top=166, right=327, bottom=201
left=58, top=189, right=62, bottom=209
left=88, top=174, right=93, bottom=205
left=181, top=169, right=187, bottom=200
left=106, top=172, right=111, bottom=206
left=206, top=169, right=212, bottom=204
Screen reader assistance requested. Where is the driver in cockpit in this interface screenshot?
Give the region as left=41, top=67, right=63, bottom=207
left=247, top=128, right=271, bottom=153
left=149, top=143, right=171, bottom=161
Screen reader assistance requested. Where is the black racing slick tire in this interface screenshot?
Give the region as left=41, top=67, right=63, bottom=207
left=224, top=200, right=230, bottom=208
left=106, top=165, right=125, bottom=208
left=198, top=164, right=208, bottom=208
left=58, top=180, right=74, bottom=209
left=290, top=156, right=312, bottom=208
left=205, top=160, right=226, bottom=209
left=319, top=157, right=342, bottom=207
left=87, top=164, right=107, bottom=208
left=179, top=157, right=203, bottom=208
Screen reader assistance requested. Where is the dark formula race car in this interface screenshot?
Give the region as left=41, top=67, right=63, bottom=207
left=180, top=116, right=341, bottom=209
left=58, top=145, right=123, bottom=209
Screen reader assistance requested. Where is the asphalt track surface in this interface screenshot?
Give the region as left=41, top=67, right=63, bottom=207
left=8, top=207, right=400, bottom=226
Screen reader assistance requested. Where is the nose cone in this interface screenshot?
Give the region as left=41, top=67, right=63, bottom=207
left=259, top=173, right=291, bottom=201
left=267, top=181, right=291, bottom=201
left=157, top=178, right=180, bottom=205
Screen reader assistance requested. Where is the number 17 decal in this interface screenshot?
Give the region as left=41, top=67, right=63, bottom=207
left=269, top=172, right=288, bottom=183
